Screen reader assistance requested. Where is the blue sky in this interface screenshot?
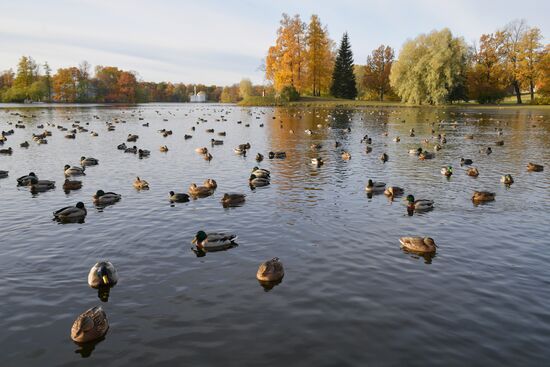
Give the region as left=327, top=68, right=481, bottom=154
left=0, top=0, right=547, bottom=85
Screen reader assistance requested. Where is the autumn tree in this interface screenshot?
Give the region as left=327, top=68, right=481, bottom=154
left=239, top=78, right=253, bottom=98
left=390, top=28, right=467, bottom=105
left=221, top=85, right=240, bottom=103
left=363, top=45, right=394, bottom=101
left=53, top=67, right=79, bottom=102
left=77, top=61, right=91, bottom=102
left=536, top=45, right=550, bottom=101
left=467, top=33, right=509, bottom=103
left=266, top=14, right=306, bottom=93
left=305, top=15, right=334, bottom=96
left=501, top=20, right=528, bottom=104
left=331, top=32, right=357, bottom=99
left=518, top=27, right=544, bottom=103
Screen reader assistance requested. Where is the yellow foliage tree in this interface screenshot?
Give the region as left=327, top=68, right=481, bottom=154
left=305, top=15, right=334, bottom=96
left=265, top=14, right=307, bottom=93
left=518, top=27, right=544, bottom=103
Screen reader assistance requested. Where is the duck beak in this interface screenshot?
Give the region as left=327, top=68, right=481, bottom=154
left=102, top=275, right=109, bottom=285
left=191, top=237, right=197, bottom=244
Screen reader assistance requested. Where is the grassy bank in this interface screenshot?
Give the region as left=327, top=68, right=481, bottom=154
left=238, top=96, right=550, bottom=109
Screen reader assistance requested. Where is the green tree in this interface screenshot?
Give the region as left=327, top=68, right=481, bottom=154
left=239, top=78, right=253, bottom=98
left=390, top=28, right=468, bottom=105
left=43, top=62, right=52, bottom=102
left=330, top=32, right=357, bottom=99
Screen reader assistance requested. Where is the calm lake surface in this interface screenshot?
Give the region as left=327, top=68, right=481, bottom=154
left=0, top=103, right=549, bottom=366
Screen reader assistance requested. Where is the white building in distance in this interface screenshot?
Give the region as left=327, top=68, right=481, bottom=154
left=189, top=86, right=207, bottom=102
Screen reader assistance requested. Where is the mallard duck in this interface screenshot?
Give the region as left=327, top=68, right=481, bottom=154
left=210, top=139, right=223, bottom=146
left=0, top=147, right=13, bottom=155
left=384, top=186, right=404, bottom=197
left=88, top=261, right=118, bottom=288
left=138, top=149, right=150, bottom=157
left=160, top=145, right=169, bottom=152
left=252, top=167, right=270, bottom=178
left=441, top=166, right=453, bottom=177
left=341, top=151, right=352, bottom=160
left=221, top=193, right=246, bottom=206
left=419, top=151, right=434, bottom=160
left=64, top=165, right=85, bottom=176
left=17, top=172, right=38, bottom=186
left=195, top=147, right=208, bottom=154
left=184, top=134, right=193, bottom=139
left=93, top=190, right=121, bottom=205
left=188, top=183, right=213, bottom=197
left=70, top=306, right=109, bottom=343
left=393, top=136, right=400, bottom=142
left=380, top=153, right=389, bottom=162
left=124, top=146, right=137, bottom=154
left=409, top=147, right=422, bottom=155
left=268, top=151, right=286, bottom=159
left=133, top=177, right=149, bottom=190
left=460, top=158, right=473, bottom=165
left=117, top=143, right=127, bottom=150
left=472, top=191, right=495, bottom=203
left=256, top=258, right=284, bottom=282
left=310, top=143, right=322, bottom=150
left=256, top=153, right=264, bottom=162
left=466, top=167, right=479, bottom=177
left=169, top=191, right=190, bottom=202
left=53, top=202, right=87, bottom=221
left=249, top=174, right=270, bottom=187
left=63, top=179, right=82, bottom=191
left=30, top=180, right=56, bottom=192
left=399, top=237, right=437, bottom=253
left=0, top=170, right=8, bottom=179
left=81, top=157, right=99, bottom=166
left=365, top=179, right=386, bottom=193
left=495, top=140, right=504, bottom=146
left=204, top=179, right=217, bottom=190
left=203, top=152, right=213, bottom=161
left=501, top=174, right=514, bottom=185
left=127, top=134, right=139, bottom=142
left=234, top=147, right=247, bottom=155
left=480, top=147, right=492, bottom=155
left=191, top=231, right=237, bottom=251
left=311, top=157, right=324, bottom=167
left=433, top=143, right=442, bottom=151
left=527, top=163, right=544, bottom=172
left=405, top=195, right=434, bottom=211
left=20, top=141, right=29, bottom=148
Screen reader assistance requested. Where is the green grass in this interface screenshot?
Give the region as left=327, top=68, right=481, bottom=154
left=239, top=95, right=550, bottom=109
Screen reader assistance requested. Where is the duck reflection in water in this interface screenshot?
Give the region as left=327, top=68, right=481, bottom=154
left=401, top=248, right=437, bottom=264
left=73, top=336, right=105, bottom=358
left=97, top=286, right=111, bottom=302
left=258, top=278, right=283, bottom=292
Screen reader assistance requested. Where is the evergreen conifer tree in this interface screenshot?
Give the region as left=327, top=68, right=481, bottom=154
left=330, top=32, right=357, bottom=99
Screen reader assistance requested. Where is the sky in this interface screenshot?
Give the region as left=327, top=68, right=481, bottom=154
left=0, top=0, right=548, bottom=86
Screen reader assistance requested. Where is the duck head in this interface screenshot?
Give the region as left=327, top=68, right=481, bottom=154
left=95, top=190, right=105, bottom=198
left=192, top=231, right=208, bottom=245
left=97, top=263, right=110, bottom=285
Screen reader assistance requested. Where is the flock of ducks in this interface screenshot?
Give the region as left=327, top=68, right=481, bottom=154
left=1, top=106, right=546, bottom=346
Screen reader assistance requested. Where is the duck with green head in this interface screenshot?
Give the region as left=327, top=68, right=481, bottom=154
left=406, top=195, right=434, bottom=211
left=93, top=190, right=121, bottom=205
left=441, top=166, right=453, bottom=177
left=191, top=231, right=237, bottom=251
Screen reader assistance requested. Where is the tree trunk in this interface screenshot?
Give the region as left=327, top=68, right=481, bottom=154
left=379, top=88, right=383, bottom=102
left=530, top=81, right=535, bottom=103
left=513, top=80, right=522, bottom=104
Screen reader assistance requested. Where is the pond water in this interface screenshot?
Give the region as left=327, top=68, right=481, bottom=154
left=0, top=103, right=549, bottom=366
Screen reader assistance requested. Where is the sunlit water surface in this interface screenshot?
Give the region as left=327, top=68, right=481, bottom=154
left=0, top=103, right=549, bottom=366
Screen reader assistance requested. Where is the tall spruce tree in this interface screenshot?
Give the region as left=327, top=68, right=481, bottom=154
left=330, top=32, right=357, bottom=99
